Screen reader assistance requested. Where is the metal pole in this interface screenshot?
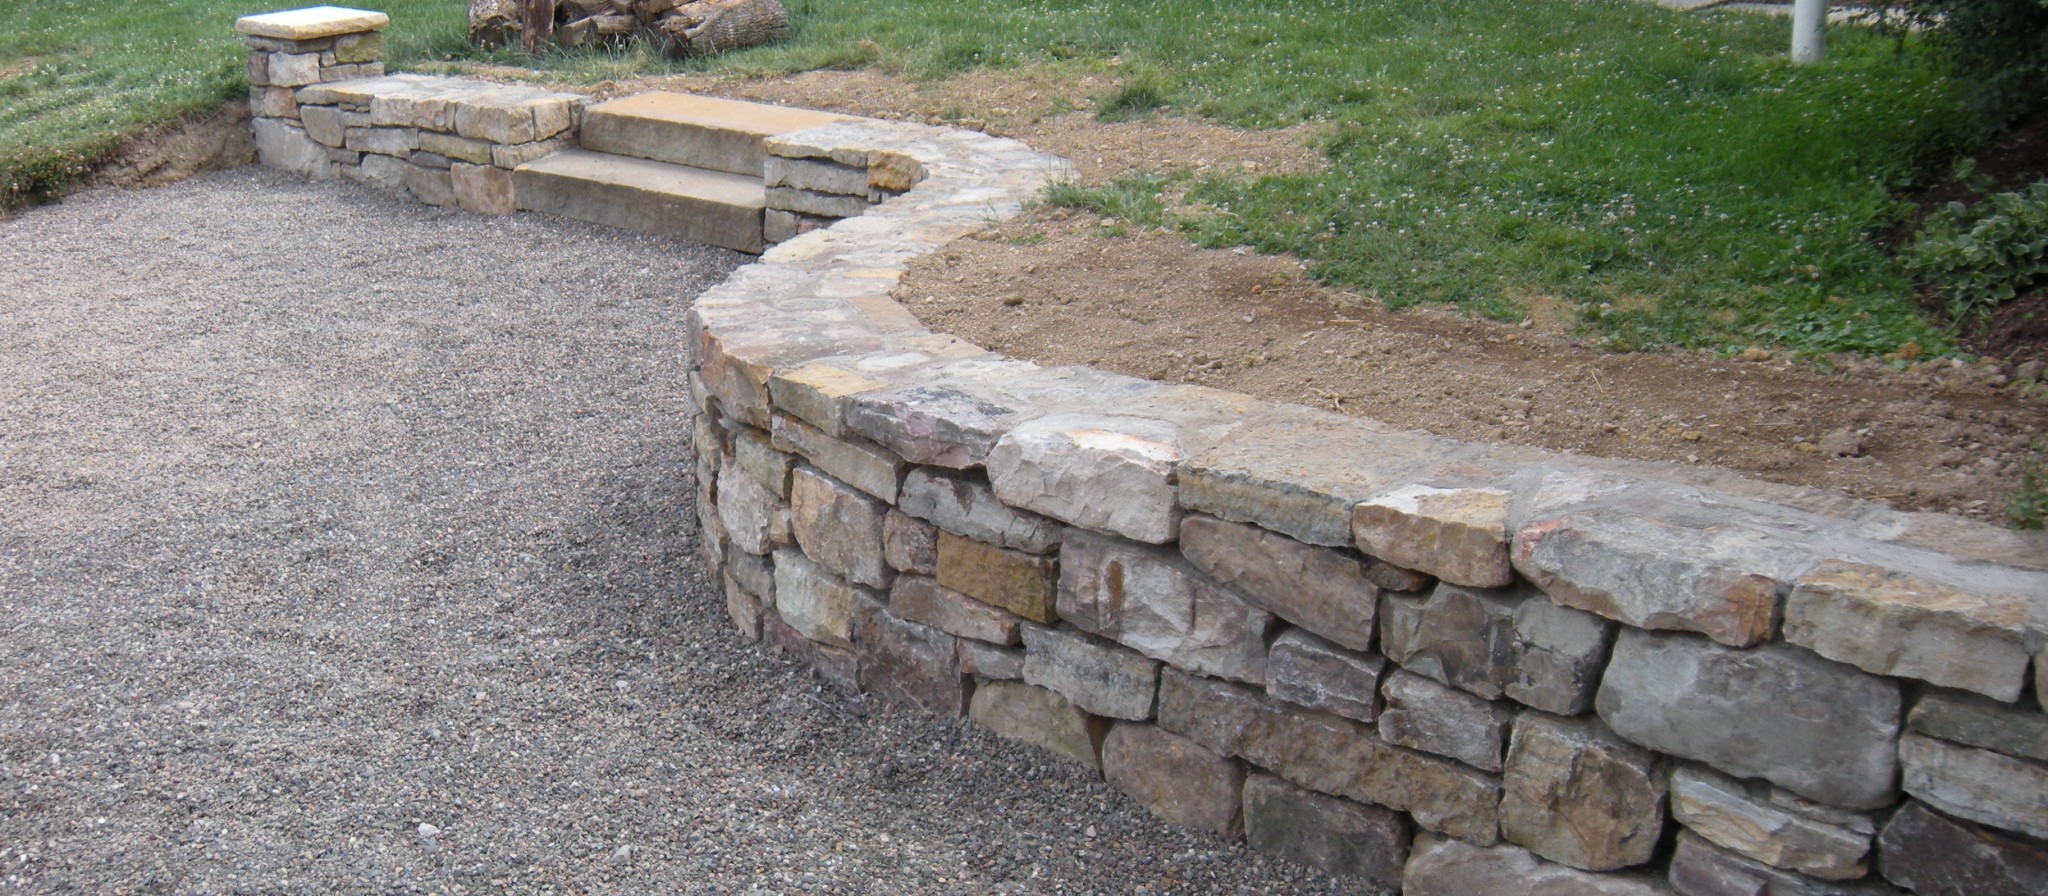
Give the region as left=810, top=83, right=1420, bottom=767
left=1791, top=0, right=1825, bottom=64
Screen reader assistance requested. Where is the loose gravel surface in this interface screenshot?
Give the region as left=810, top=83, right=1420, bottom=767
left=0, top=169, right=1357, bottom=895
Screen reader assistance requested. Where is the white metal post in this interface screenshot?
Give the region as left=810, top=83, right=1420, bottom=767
left=1791, top=0, right=1825, bottom=64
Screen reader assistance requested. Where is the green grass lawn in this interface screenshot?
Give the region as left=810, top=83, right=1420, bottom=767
left=2, top=0, right=1981, bottom=356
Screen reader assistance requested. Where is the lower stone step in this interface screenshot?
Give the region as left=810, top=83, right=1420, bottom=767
left=513, top=148, right=766, bottom=253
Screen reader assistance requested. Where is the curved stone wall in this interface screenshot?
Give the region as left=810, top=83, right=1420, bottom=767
left=235, top=9, right=2048, bottom=893
left=687, top=117, right=2048, bottom=896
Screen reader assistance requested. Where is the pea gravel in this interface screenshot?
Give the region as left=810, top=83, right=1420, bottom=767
left=0, top=168, right=1363, bottom=895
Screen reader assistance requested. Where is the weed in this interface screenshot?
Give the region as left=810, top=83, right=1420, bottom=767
left=2009, top=442, right=2048, bottom=529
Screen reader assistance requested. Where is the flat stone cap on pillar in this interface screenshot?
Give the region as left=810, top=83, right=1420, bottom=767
left=235, top=6, right=390, bottom=40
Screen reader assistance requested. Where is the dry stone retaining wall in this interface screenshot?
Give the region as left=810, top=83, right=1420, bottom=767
left=235, top=8, right=2048, bottom=894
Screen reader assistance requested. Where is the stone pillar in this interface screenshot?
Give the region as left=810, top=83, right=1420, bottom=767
left=234, top=7, right=389, bottom=177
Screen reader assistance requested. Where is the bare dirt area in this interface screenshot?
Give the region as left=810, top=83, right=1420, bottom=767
left=627, top=67, right=2046, bottom=522
left=82, top=101, right=256, bottom=192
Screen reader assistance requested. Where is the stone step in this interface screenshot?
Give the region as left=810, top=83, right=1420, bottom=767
left=514, top=149, right=766, bottom=253
left=579, top=92, right=853, bottom=176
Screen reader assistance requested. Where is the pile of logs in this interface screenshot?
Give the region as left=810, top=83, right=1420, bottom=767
left=468, top=0, right=790, bottom=56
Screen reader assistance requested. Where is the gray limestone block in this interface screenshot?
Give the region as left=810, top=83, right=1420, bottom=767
left=1059, top=528, right=1272, bottom=685
left=1179, top=514, right=1379, bottom=653
left=763, top=155, right=869, bottom=195
left=1907, top=690, right=2048, bottom=763
left=1235, top=701, right=1501, bottom=843
left=716, top=461, right=788, bottom=556
left=251, top=118, right=328, bottom=178
left=298, top=104, right=345, bottom=147
left=1403, top=834, right=1677, bottom=896
left=1156, top=667, right=1267, bottom=758
left=1513, top=509, right=1817, bottom=648
left=346, top=152, right=407, bottom=192
left=958, top=638, right=1024, bottom=680
left=772, top=547, right=874, bottom=650
left=766, top=185, right=871, bottom=219
left=1020, top=624, right=1160, bottom=721
left=790, top=466, right=891, bottom=590
left=1877, top=800, right=2048, bottom=896
left=400, top=163, right=454, bottom=207
left=1101, top=723, right=1245, bottom=838
left=1265, top=628, right=1387, bottom=723
left=1669, top=832, right=1902, bottom=896
left=1595, top=630, right=1901, bottom=811
left=1379, top=579, right=1613, bottom=714
left=725, top=542, right=775, bottom=604
left=898, top=466, right=1062, bottom=553
left=1670, top=764, right=1875, bottom=881
left=987, top=412, right=1188, bottom=545
left=1501, top=711, right=1668, bottom=872
left=1242, top=773, right=1408, bottom=888
left=1379, top=669, right=1515, bottom=772
left=734, top=426, right=796, bottom=499
left=342, top=126, right=416, bottom=158
left=1898, top=731, right=2048, bottom=840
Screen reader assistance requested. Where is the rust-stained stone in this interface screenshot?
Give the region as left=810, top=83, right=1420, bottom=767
left=883, top=509, right=938, bottom=575
left=890, top=575, right=1022, bottom=645
left=1784, top=560, right=2033, bottom=702
left=1179, top=514, right=1379, bottom=653
left=853, top=603, right=967, bottom=717
left=769, top=363, right=890, bottom=437
left=724, top=574, right=765, bottom=641
left=1353, top=484, right=1514, bottom=588
left=1500, top=711, right=1668, bottom=872
left=1670, top=764, right=1875, bottom=881
left=968, top=680, right=1111, bottom=772
left=1669, top=832, right=1902, bottom=896
left=1101, top=723, right=1245, bottom=838
left=935, top=531, right=1056, bottom=623
left=868, top=150, right=924, bottom=192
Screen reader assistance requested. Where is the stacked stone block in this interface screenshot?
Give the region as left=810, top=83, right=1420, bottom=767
left=682, top=110, right=2048, bottom=896
left=236, top=8, right=580, bottom=214
left=760, top=128, right=925, bottom=245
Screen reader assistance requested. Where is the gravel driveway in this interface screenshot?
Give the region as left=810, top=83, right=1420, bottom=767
left=0, top=169, right=1352, bottom=894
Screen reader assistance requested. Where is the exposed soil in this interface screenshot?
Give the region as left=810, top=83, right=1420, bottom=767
left=88, top=66, right=2048, bottom=522
left=82, top=101, right=256, bottom=193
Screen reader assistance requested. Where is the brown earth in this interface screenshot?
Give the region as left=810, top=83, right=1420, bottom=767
left=80, top=65, right=2048, bottom=522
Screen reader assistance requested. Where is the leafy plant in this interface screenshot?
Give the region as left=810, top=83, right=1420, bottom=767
left=1865, top=0, right=2048, bottom=132
left=1908, top=176, right=2048, bottom=318
left=2010, top=441, right=2048, bottom=529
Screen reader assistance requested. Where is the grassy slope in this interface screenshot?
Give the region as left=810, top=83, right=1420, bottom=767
left=2, top=0, right=1975, bottom=355
left=0, top=0, right=464, bottom=206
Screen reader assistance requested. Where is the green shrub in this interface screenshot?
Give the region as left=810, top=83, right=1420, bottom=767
left=1872, top=0, right=2048, bottom=131
left=2010, top=442, right=2048, bottom=529
left=1907, top=175, right=2048, bottom=317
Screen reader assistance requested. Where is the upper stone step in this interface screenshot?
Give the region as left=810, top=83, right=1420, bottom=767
left=514, top=149, right=767, bottom=253
left=579, top=92, right=854, bottom=176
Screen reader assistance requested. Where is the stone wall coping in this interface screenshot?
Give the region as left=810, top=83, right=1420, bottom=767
left=690, top=116, right=2048, bottom=705
left=236, top=5, right=388, bottom=40
left=295, top=73, right=584, bottom=109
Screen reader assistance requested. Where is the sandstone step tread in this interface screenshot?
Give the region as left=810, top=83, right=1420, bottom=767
left=588, top=92, right=853, bottom=138
left=580, top=92, right=855, bottom=175
left=515, top=149, right=765, bottom=253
